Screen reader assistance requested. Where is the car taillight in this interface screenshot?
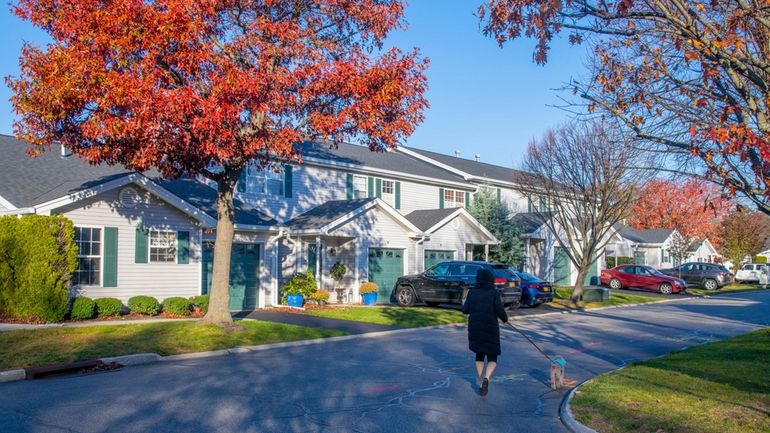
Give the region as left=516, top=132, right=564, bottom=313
left=494, top=278, right=506, bottom=285
left=530, top=284, right=540, bottom=290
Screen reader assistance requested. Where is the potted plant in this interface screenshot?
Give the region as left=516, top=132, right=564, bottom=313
left=309, top=289, right=331, bottom=306
left=359, top=281, right=379, bottom=305
left=330, top=262, right=347, bottom=303
left=282, top=272, right=317, bottom=308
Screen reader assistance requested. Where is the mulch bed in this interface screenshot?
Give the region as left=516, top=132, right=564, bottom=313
left=1, top=308, right=205, bottom=325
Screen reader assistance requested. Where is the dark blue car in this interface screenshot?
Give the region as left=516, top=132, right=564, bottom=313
left=513, top=271, right=554, bottom=307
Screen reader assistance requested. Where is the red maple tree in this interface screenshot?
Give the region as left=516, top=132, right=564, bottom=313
left=627, top=179, right=732, bottom=249
left=8, top=0, right=428, bottom=323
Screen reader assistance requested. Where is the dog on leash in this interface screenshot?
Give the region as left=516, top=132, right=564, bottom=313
left=550, top=357, right=565, bottom=390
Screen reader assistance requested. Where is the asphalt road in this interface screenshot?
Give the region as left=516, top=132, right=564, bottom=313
left=1, top=291, right=768, bottom=433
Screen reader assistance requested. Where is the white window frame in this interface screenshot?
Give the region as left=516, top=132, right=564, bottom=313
left=149, top=230, right=177, bottom=264
left=381, top=179, right=395, bottom=207
left=245, top=166, right=284, bottom=196
left=73, top=225, right=103, bottom=287
left=352, top=174, right=368, bottom=199
left=444, top=189, right=465, bottom=208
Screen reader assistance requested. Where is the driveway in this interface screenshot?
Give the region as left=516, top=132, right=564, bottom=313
left=1, top=291, right=767, bottom=433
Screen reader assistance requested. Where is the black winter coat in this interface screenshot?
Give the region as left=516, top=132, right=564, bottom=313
left=462, top=284, right=509, bottom=356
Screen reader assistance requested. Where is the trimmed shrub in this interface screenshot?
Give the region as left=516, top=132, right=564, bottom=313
left=162, top=297, right=192, bottom=316
left=189, top=295, right=209, bottom=314
left=69, top=296, right=96, bottom=320
left=128, top=296, right=160, bottom=316
left=94, top=298, right=123, bottom=317
left=754, top=256, right=768, bottom=264
left=0, top=215, right=77, bottom=322
left=309, top=289, right=331, bottom=304
left=605, top=256, right=634, bottom=269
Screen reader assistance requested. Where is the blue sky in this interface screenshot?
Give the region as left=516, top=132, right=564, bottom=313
left=0, top=0, right=587, bottom=169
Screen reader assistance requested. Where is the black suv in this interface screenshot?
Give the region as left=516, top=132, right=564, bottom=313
left=658, top=262, right=733, bottom=290
left=393, top=261, right=522, bottom=308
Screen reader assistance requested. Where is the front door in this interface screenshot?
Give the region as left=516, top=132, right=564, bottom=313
left=202, top=243, right=261, bottom=310
left=367, top=248, right=404, bottom=303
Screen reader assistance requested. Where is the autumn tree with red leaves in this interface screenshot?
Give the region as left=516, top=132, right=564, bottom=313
left=479, top=1, right=770, bottom=215
left=627, top=178, right=732, bottom=260
left=8, top=0, right=428, bottom=324
left=719, top=209, right=770, bottom=269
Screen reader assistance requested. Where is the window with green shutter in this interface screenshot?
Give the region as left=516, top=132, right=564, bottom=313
left=346, top=173, right=354, bottom=199
left=135, top=227, right=149, bottom=263
left=395, top=181, right=401, bottom=209
left=177, top=231, right=190, bottom=264
left=439, top=188, right=444, bottom=209
left=368, top=177, right=374, bottom=197
left=465, top=191, right=470, bottom=208
left=284, top=165, right=293, bottom=198
left=376, top=178, right=382, bottom=199
left=103, top=227, right=118, bottom=287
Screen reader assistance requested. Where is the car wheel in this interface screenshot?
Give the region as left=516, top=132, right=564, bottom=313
left=659, top=283, right=673, bottom=295
left=425, top=301, right=440, bottom=307
left=531, top=302, right=541, bottom=308
left=609, top=278, right=622, bottom=290
left=703, top=279, right=718, bottom=291
left=395, top=286, right=416, bottom=307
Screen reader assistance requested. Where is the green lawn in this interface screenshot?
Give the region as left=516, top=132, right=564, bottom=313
left=306, top=306, right=467, bottom=327
left=0, top=320, right=346, bottom=371
left=571, top=328, right=770, bottom=433
left=548, top=287, right=660, bottom=310
left=686, top=282, right=767, bottom=296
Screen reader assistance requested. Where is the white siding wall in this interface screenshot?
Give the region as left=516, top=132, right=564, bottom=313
left=417, top=215, right=491, bottom=273
left=236, top=163, right=470, bottom=222
left=57, top=185, right=202, bottom=302
left=0, top=203, right=7, bottom=211
left=498, top=187, right=529, bottom=214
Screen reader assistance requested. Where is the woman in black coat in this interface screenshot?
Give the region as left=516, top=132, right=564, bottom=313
left=462, top=268, right=509, bottom=396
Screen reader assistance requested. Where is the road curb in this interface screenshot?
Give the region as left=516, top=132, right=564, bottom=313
left=0, top=369, right=26, bottom=383
left=559, top=379, right=599, bottom=433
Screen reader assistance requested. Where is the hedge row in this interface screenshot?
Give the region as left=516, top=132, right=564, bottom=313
left=67, top=295, right=209, bottom=320
left=0, top=215, right=78, bottom=323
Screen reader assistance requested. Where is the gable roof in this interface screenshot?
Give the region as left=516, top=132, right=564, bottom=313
left=510, top=212, right=551, bottom=236
left=295, top=141, right=470, bottom=186
left=284, top=198, right=376, bottom=230
left=0, top=134, right=134, bottom=208
left=403, top=208, right=459, bottom=232
left=401, top=147, right=528, bottom=185
left=618, top=226, right=675, bottom=245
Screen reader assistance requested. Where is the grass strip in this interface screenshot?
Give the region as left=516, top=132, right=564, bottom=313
left=306, top=306, right=466, bottom=327
left=548, top=287, right=660, bottom=310
left=572, top=328, right=770, bottom=433
left=0, top=320, right=346, bottom=371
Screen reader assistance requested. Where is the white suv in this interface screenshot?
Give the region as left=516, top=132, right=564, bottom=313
left=735, top=263, right=767, bottom=283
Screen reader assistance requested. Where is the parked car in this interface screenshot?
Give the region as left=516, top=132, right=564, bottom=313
left=394, top=261, right=522, bottom=308
left=600, top=265, right=687, bottom=294
left=658, top=262, right=732, bottom=290
left=734, top=263, right=767, bottom=284
left=512, top=271, right=554, bottom=307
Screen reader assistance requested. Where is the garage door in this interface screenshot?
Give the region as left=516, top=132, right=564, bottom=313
left=202, top=243, right=261, bottom=310
left=424, top=250, right=454, bottom=270
left=554, top=247, right=571, bottom=286
left=368, top=248, right=404, bottom=304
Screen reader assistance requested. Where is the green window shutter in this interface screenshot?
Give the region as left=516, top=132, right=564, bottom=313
left=376, top=178, right=382, bottom=199
left=103, top=227, right=118, bottom=287
left=346, top=173, right=353, bottom=200
left=439, top=188, right=444, bottom=209
left=367, top=177, right=374, bottom=197
left=177, top=231, right=190, bottom=264
left=395, top=181, right=401, bottom=209
left=135, top=227, right=148, bottom=264
left=465, top=191, right=470, bottom=209
left=496, top=188, right=501, bottom=203
left=284, top=165, right=293, bottom=198
left=237, top=170, right=246, bottom=193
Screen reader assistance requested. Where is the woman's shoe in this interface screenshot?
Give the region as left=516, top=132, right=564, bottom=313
left=480, top=378, right=489, bottom=396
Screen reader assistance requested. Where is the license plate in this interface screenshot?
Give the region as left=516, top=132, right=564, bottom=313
left=543, top=287, right=551, bottom=292
left=508, top=282, right=516, bottom=287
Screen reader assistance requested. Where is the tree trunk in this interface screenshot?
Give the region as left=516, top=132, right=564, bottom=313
left=202, top=170, right=239, bottom=324
left=571, top=267, right=587, bottom=306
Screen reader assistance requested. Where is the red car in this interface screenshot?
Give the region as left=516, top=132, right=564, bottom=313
left=600, top=265, right=687, bottom=294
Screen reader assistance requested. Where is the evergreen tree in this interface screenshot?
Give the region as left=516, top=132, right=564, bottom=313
left=470, top=188, right=524, bottom=265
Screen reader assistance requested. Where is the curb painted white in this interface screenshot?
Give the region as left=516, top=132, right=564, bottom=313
left=0, top=369, right=25, bottom=383
left=560, top=379, right=600, bottom=433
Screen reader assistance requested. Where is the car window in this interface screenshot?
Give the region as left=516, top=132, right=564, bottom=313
left=635, top=266, right=651, bottom=275
left=741, top=264, right=754, bottom=271
left=450, top=263, right=483, bottom=277
left=682, top=264, right=693, bottom=271
left=515, top=271, right=539, bottom=280
left=620, top=266, right=635, bottom=274
left=494, top=269, right=514, bottom=279
left=427, top=262, right=450, bottom=277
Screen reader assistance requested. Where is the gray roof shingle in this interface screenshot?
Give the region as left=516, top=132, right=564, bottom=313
left=510, top=212, right=550, bottom=235
left=296, top=141, right=469, bottom=185
left=284, top=198, right=375, bottom=230
left=403, top=208, right=458, bottom=232
left=405, top=147, right=529, bottom=184
left=618, top=226, right=674, bottom=244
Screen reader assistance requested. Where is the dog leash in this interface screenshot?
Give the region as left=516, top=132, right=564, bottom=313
left=504, top=321, right=555, bottom=364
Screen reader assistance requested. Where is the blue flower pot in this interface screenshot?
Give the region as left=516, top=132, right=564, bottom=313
left=362, top=292, right=377, bottom=305
left=287, top=294, right=304, bottom=308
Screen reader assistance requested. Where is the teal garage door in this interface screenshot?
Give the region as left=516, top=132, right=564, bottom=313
left=202, top=243, right=261, bottom=310
left=554, top=247, right=571, bottom=286
left=424, top=250, right=454, bottom=270
left=583, top=258, right=598, bottom=286
left=368, top=248, right=404, bottom=303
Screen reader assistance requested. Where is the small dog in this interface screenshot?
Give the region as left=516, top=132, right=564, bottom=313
left=550, top=357, right=566, bottom=390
